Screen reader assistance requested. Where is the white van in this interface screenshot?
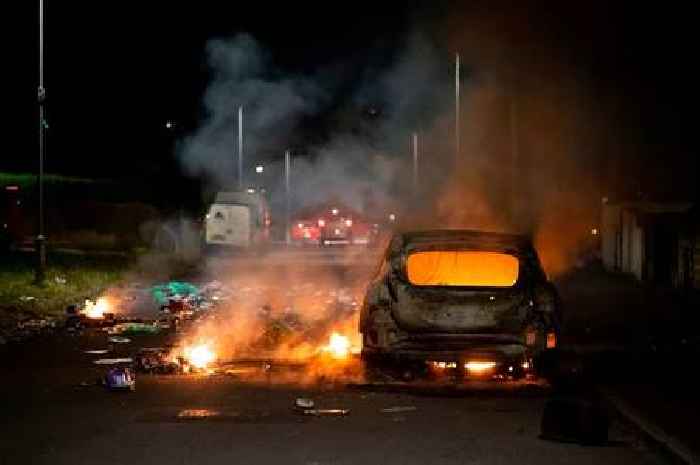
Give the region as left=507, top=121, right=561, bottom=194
left=204, top=191, right=270, bottom=249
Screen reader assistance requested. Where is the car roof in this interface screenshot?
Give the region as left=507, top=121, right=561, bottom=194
left=397, top=229, right=533, bottom=251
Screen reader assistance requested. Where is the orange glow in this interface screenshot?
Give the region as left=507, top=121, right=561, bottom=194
left=322, top=332, right=351, bottom=359
left=183, top=343, right=216, bottom=369
left=464, top=361, right=496, bottom=373
left=546, top=332, right=557, bottom=349
left=407, top=251, right=519, bottom=287
left=84, top=297, right=110, bottom=319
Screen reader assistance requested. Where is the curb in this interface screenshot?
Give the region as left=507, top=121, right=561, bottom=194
left=599, top=387, right=697, bottom=465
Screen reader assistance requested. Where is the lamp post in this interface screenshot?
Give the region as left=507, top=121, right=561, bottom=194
left=284, top=150, right=291, bottom=245
left=35, top=0, right=47, bottom=284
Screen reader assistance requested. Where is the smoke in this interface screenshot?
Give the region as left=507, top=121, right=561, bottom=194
left=178, top=32, right=453, bottom=213
left=178, top=34, right=329, bottom=188
left=179, top=9, right=611, bottom=277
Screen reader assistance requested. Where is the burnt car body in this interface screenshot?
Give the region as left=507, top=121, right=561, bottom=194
left=359, top=230, right=561, bottom=379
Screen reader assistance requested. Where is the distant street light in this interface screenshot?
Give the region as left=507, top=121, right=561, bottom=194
left=255, top=165, right=264, bottom=174
left=165, top=121, right=175, bottom=130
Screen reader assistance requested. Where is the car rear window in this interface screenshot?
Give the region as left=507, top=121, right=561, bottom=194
left=406, top=251, right=519, bottom=287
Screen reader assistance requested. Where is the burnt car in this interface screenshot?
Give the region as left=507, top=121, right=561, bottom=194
left=359, top=230, right=561, bottom=380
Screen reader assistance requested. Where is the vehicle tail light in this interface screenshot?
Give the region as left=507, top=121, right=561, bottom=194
left=546, top=332, right=557, bottom=348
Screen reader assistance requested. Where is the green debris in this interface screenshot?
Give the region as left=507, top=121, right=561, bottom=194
left=110, top=322, right=160, bottom=335
left=151, top=281, right=199, bottom=306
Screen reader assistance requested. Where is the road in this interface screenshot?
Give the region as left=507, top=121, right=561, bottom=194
left=0, top=249, right=669, bottom=465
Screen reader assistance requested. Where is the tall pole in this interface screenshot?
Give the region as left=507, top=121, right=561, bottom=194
left=237, top=106, right=243, bottom=190
left=284, top=149, right=291, bottom=245
left=455, top=53, right=460, bottom=167
left=35, top=0, right=46, bottom=284
left=412, top=132, right=419, bottom=191
left=509, top=98, right=520, bottom=225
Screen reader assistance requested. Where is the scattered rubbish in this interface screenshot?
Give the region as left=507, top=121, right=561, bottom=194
left=107, top=322, right=160, bottom=335
left=108, top=336, right=131, bottom=344
left=66, top=317, right=82, bottom=330
left=104, top=367, right=136, bottom=391
left=295, top=398, right=315, bottom=410
left=135, top=348, right=179, bottom=374
left=54, top=276, right=67, bottom=285
left=18, top=319, right=49, bottom=329
left=302, top=409, right=350, bottom=417
left=154, top=320, right=171, bottom=330
left=93, top=358, right=133, bottom=365
left=65, top=304, right=79, bottom=315
left=18, top=296, right=36, bottom=302
left=84, top=349, right=109, bottom=355
left=152, top=281, right=200, bottom=308
left=177, top=409, right=221, bottom=419
left=380, top=406, right=417, bottom=413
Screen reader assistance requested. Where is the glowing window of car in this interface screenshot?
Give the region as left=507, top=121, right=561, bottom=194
left=406, top=251, right=519, bottom=287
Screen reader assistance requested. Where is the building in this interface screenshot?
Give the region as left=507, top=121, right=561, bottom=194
left=601, top=201, right=699, bottom=288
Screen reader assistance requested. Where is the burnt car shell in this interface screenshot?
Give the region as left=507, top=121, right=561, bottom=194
left=359, top=230, right=561, bottom=376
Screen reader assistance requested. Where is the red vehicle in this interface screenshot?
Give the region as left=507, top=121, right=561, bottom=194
left=291, top=203, right=380, bottom=247
left=1, top=185, right=24, bottom=249
left=289, top=220, right=321, bottom=245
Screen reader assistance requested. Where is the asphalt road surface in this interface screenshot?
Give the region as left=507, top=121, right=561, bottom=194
left=0, top=249, right=668, bottom=465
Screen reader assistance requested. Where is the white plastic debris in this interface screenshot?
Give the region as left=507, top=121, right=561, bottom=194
left=380, top=406, right=417, bottom=413
left=93, top=358, right=133, bottom=365
left=295, top=398, right=315, bottom=409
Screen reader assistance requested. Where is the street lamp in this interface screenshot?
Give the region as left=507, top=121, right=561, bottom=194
left=165, top=121, right=175, bottom=130
left=255, top=165, right=264, bottom=174
left=35, top=0, right=47, bottom=285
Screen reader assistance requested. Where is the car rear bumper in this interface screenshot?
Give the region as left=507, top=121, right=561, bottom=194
left=362, top=333, right=533, bottom=361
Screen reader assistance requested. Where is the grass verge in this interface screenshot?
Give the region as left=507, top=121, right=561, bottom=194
left=0, top=251, right=131, bottom=320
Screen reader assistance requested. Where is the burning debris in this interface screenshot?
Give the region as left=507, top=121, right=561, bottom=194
left=182, top=343, right=217, bottom=371
left=73, top=274, right=366, bottom=384
left=321, top=332, right=352, bottom=360
left=83, top=297, right=110, bottom=319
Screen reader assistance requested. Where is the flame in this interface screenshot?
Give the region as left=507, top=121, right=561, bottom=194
left=322, top=332, right=351, bottom=359
left=84, top=297, right=110, bottom=319
left=183, top=343, right=216, bottom=369
left=407, top=251, right=519, bottom=287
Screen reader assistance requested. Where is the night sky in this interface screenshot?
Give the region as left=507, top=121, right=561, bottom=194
left=10, top=1, right=700, bottom=201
